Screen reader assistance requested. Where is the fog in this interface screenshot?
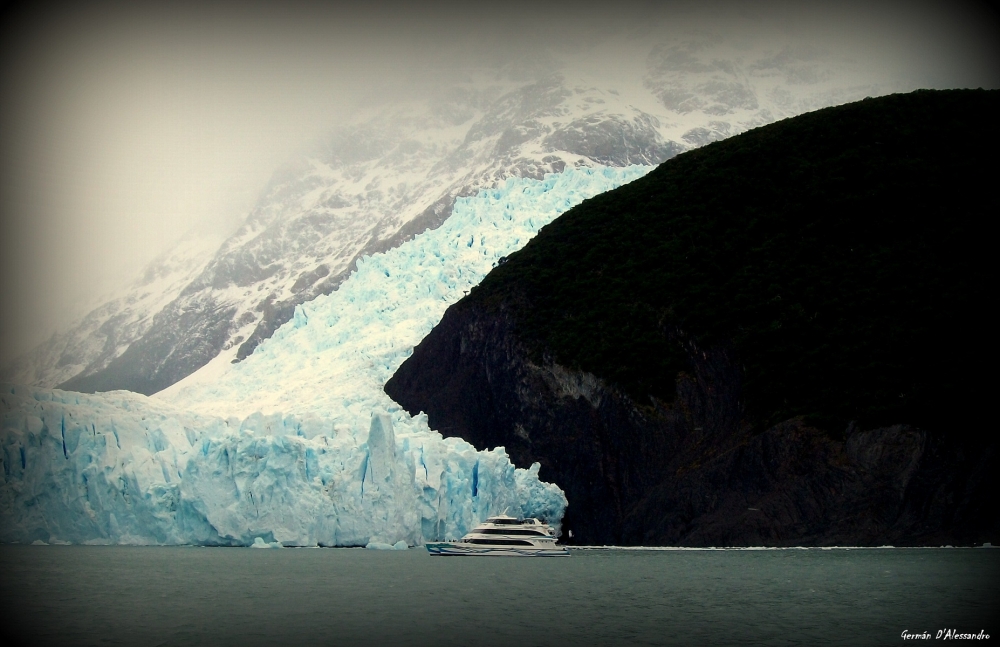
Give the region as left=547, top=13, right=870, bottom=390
left=1, top=0, right=997, bottom=366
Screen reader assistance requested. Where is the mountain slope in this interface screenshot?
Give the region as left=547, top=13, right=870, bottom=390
left=385, top=89, right=998, bottom=546
left=1, top=232, right=222, bottom=388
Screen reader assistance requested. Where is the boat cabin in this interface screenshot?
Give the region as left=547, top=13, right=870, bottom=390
left=484, top=515, right=542, bottom=525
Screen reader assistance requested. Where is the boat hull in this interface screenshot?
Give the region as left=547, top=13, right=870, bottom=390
left=425, top=542, right=570, bottom=557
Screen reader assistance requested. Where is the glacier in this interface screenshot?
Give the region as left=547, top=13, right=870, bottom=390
left=0, top=386, right=563, bottom=547
left=1, top=165, right=651, bottom=546
left=159, top=165, right=652, bottom=419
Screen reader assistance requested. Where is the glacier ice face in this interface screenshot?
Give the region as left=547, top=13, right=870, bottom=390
left=1, top=166, right=650, bottom=546
left=1, top=386, right=566, bottom=546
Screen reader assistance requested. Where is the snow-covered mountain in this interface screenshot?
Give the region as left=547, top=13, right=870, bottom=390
left=1, top=231, right=223, bottom=389
left=2, top=36, right=911, bottom=396
left=1, top=167, right=641, bottom=546
left=0, top=27, right=931, bottom=544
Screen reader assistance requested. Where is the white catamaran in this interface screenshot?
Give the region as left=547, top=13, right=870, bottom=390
left=425, top=515, right=570, bottom=556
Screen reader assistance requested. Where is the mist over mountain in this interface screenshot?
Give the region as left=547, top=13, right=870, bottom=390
left=3, top=30, right=936, bottom=394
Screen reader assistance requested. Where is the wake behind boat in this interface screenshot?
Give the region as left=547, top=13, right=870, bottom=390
left=426, top=515, right=569, bottom=557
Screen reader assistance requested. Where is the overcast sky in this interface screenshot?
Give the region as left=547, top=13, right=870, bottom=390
left=1, top=0, right=997, bottom=365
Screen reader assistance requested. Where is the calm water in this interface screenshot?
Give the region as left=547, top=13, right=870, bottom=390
left=0, top=546, right=996, bottom=647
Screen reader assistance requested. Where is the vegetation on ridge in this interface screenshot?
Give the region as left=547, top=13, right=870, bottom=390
left=469, top=90, right=995, bottom=437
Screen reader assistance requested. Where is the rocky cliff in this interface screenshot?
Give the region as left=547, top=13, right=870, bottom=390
left=385, top=300, right=996, bottom=546
left=385, top=90, right=998, bottom=546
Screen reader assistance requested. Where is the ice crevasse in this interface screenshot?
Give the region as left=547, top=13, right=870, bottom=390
left=0, top=165, right=652, bottom=546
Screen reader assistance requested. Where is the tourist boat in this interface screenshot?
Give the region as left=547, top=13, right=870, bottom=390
left=425, top=514, right=570, bottom=556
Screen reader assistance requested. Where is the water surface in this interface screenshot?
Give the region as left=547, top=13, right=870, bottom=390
left=1, top=546, right=996, bottom=646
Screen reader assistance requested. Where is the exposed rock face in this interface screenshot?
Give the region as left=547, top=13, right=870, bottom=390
left=385, top=299, right=997, bottom=546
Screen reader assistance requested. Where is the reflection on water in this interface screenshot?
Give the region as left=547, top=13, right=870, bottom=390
left=1, top=546, right=997, bottom=646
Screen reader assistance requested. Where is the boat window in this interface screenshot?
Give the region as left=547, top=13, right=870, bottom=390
left=483, top=517, right=548, bottom=526
left=466, top=539, right=534, bottom=546
left=478, top=528, right=547, bottom=536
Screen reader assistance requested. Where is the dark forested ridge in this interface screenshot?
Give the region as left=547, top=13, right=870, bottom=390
left=386, top=90, right=997, bottom=546
left=473, top=89, right=993, bottom=438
